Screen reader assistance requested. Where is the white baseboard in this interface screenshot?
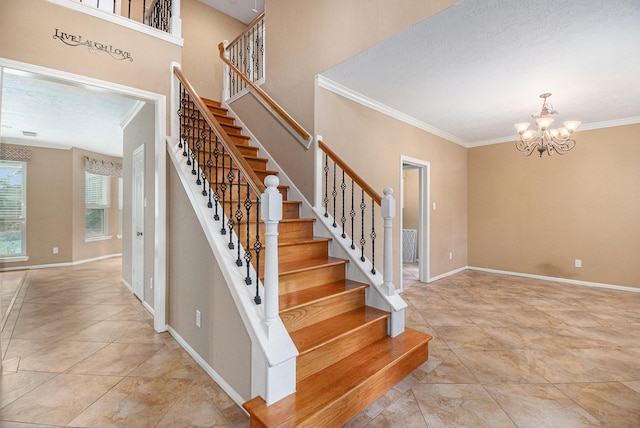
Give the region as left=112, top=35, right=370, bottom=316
left=467, top=266, right=640, bottom=293
left=427, top=266, right=467, bottom=283
left=0, top=253, right=122, bottom=272
left=167, top=326, right=248, bottom=414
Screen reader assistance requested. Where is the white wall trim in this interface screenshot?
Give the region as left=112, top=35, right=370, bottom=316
left=316, top=74, right=470, bottom=148
left=426, top=266, right=468, bottom=284
left=468, top=266, right=640, bottom=293
left=0, top=253, right=122, bottom=272
left=167, top=325, right=248, bottom=413
left=0, top=57, right=167, bottom=332
left=399, top=156, right=431, bottom=291
left=44, top=0, right=184, bottom=46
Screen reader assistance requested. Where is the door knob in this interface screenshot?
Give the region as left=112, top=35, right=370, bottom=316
left=137, top=232, right=143, bottom=236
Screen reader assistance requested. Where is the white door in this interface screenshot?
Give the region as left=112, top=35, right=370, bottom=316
left=132, top=145, right=145, bottom=300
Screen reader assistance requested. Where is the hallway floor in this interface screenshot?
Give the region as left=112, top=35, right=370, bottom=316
left=1, top=259, right=639, bottom=427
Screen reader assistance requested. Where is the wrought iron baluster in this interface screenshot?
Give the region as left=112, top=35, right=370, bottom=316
left=227, top=158, right=235, bottom=249
left=360, top=189, right=366, bottom=262
left=253, top=198, right=262, bottom=304
left=235, top=170, right=243, bottom=266
left=370, top=200, right=377, bottom=274
left=128, top=0, right=131, bottom=19
left=189, top=110, right=197, bottom=175
left=200, top=126, right=209, bottom=196
left=212, top=136, right=220, bottom=218
left=323, top=153, right=329, bottom=218
left=244, top=185, right=253, bottom=285
left=219, top=146, right=227, bottom=234
left=205, top=129, right=213, bottom=202
left=350, top=179, right=356, bottom=250
left=194, top=112, right=202, bottom=182
left=331, top=162, right=337, bottom=228
left=340, top=170, right=346, bottom=238
left=177, top=85, right=185, bottom=150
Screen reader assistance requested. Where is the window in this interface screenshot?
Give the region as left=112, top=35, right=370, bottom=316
left=85, top=172, right=110, bottom=237
left=0, top=161, right=27, bottom=258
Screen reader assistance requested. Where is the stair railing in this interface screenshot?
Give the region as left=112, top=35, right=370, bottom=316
left=314, top=137, right=405, bottom=335
left=71, top=0, right=176, bottom=34
left=219, top=15, right=313, bottom=148
left=173, top=66, right=274, bottom=307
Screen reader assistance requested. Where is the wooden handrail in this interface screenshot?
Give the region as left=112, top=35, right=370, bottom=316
left=227, top=11, right=265, bottom=49
left=318, top=140, right=382, bottom=205
left=218, top=42, right=312, bottom=144
left=174, top=66, right=266, bottom=195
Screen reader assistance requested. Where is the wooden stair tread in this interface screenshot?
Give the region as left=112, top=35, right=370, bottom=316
left=243, top=328, right=432, bottom=427
left=290, top=306, right=389, bottom=353
left=278, top=256, right=347, bottom=276
left=279, top=279, right=367, bottom=312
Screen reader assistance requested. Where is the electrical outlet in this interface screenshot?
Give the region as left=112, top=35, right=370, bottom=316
left=149, top=277, right=153, bottom=289
left=575, top=259, right=582, bottom=268
left=52, top=247, right=59, bottom=254
left=449, top=252, right=453, bottom=260
left=195, top=310, right=201, bottom=328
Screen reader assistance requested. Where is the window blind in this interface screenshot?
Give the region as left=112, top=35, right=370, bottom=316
left=0, top=161, right=26, bottom=220
left=85, top=172, right=110, bottom=207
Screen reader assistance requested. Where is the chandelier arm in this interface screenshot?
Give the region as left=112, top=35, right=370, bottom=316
left=548, top=138, right=576, bottom=155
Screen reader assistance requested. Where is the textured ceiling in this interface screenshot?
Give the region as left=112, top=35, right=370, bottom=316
left=321, top=0, right=640, bottom=147
left=1, top=70, right=141, bottom=158
left=198, top=0, right=265, bottom=24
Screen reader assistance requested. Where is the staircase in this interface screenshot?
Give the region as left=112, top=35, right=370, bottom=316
left=201, top=97, right=432, bottom=427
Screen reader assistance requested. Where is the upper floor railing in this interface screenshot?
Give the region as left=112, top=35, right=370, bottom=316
left=68, top=0, right=175, bottom=34
left=220, top=13, right=313, bottom=148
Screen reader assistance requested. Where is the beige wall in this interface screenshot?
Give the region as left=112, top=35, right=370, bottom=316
left=316, top=89, right=468, bottom=283
left=0, top=145, right=122, bottom=269
left=468, top=124, right=640, bottom=288
left=167, top=163, right=251, bottom=400
left=181, top=0, right=246, bottom=100
left=19, top=146, right=73, bottom=267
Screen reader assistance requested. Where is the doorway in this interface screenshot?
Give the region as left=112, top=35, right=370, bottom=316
left=400, top=156, right=430, bottom=291
left=0, top=59, right=167, bottom=331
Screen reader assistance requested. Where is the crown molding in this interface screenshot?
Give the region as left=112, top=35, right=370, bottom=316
left=316, top=75, right=470, bottom=148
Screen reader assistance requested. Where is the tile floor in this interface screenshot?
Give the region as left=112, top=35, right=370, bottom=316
left=1, top=259, right=639, bottom=427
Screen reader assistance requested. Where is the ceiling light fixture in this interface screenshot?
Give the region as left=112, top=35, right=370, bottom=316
left=514, top=93, right=581, bottom=157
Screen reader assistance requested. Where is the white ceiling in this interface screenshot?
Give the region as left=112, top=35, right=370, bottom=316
left=321, top=0, right=640, bottom=147
left=1, top=69, right=142, bottom=158
left=198, top=0, right=265, bottom=24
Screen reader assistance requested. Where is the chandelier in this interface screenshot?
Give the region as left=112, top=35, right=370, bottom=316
left=514, top=93, right=581, bottom=157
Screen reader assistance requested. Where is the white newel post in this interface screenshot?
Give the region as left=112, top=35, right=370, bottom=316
left=381, top=187, right=396, bottom=296
left=222, top=40, right=230, bottom=102
left=261, top=175, right=282, bottom=337
left=313, top=135, right=323, bottom=209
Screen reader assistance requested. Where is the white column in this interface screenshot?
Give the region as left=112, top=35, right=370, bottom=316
left=381, top=187, right=396, bottom=296
left=171, top=0, right=182, bottom=38
left=261, top=175, right=282, bottom=337
left=222, top=40, right=230, bottom=102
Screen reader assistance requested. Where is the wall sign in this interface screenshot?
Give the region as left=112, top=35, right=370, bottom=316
left=53, top=28, right=133, bottom=62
